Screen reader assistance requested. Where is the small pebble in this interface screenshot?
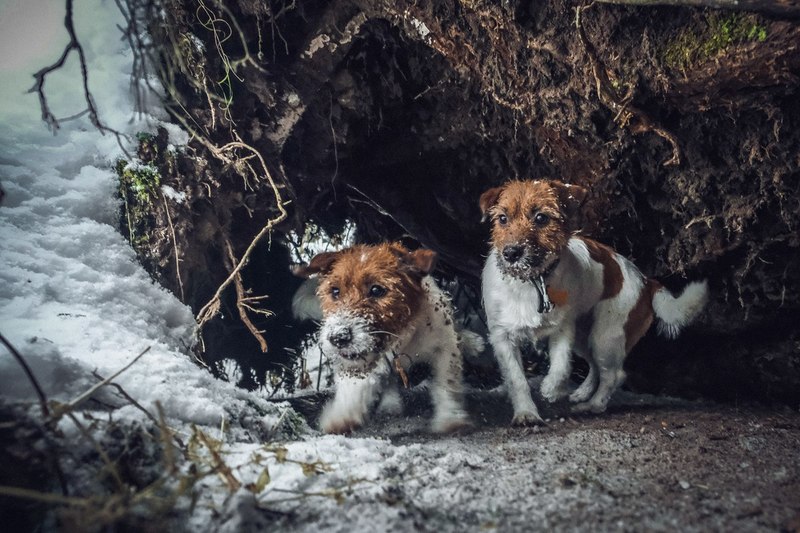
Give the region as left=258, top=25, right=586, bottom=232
left=679, top=480, right=691, bottom=490
left=559, top=418, right=565, bottom=423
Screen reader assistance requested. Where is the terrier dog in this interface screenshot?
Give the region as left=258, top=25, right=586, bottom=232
left=480, top=179, right=708, bottom=424
left=293, top=243, right=470, bottom=434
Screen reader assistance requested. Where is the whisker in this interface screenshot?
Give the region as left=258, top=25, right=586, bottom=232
left=370, top=330, right=399, bottom=338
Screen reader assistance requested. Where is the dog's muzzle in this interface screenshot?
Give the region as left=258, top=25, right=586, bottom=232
left=497, top=245, right=549, bottom=278
left=319, top=312, right=382, bottom=369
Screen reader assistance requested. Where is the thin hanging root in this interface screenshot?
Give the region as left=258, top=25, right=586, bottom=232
left=225, top=239, right=270, bottom=352
left=161, top=192, right=185, bottom=301
left=575, top=2, right=681, bottom=167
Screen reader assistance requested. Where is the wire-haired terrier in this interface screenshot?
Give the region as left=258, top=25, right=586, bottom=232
left=293, top=243, right=470, bottom=434
left=480, top=179, right=708, bottom=424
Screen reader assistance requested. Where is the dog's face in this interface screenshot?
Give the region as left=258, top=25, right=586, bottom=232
left=294, top=243, right=436, bottom=372
left=479, top=179, right=588, bottom=280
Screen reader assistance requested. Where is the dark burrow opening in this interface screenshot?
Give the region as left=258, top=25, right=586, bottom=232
left=136, top=12, right=800, bottom=406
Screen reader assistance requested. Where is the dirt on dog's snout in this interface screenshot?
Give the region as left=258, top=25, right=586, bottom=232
left=282, top=388, right=800, bottom=532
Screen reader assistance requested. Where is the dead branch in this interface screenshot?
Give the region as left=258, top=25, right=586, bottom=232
left=576, top=3, right=682, bottom=167
left=30, top=0, right=130, bottom=153
left=0, top=332, right=50, bottom=417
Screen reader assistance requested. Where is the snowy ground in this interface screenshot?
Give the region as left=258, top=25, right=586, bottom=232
left=1, top=2, right=799, bottom=532
left=266, top=389, right=800, bottom=532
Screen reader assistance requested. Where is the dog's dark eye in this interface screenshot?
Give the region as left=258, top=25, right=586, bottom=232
left=534, top=213, right=550, bottom=226
left=368, top=284, right=387, bottom=298
left=497, top=214, right=508, bottom=226
left=331, top=287, right=340, bottom=299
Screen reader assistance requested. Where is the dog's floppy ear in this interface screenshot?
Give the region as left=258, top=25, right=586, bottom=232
left=400, top=248, right=437, bottom=277
left=551, top=180, right=589, bottom=231
left=292, top=251, right=341, bottom=278
left=479, top=186, right=504, bottom=222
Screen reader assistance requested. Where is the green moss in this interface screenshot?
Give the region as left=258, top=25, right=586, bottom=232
left=115, top=158, right=162, bottom=251
left=136, top=131, right=155, bottom=143
left=118, top=161, right=161, bottom=204
left=663, top=13, right=768, bottom=71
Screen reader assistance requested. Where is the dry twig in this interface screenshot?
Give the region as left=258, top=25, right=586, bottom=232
left=54, top=346, right=151, bottom=418
left=225, top=239, right=272, bottom=352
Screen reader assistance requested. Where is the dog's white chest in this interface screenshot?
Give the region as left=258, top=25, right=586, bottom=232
left=481, top=252, right=559, bottom=334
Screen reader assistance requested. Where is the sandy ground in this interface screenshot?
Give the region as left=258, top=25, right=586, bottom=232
left=275, top=386, right=800, bottom=532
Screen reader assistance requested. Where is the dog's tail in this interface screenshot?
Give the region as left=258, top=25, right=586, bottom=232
left=652, top=280, right=709, bottom=339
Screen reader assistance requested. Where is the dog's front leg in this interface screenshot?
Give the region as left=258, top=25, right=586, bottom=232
left=319, top=371, right=384, bottom=434
left=430, top=347, right=470, bottom=433
left=490, top=330, right=544, bottom=426
left=540, top=325, right=575, bottom=402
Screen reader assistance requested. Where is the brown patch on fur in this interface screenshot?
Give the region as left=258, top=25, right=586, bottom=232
left=546, top=287, right=569, bottom=307
left=313, top=243, right=433, bottom=343
left=624, top=279, right=660, bottom=352
left=579, top=237, right=624, bottom=300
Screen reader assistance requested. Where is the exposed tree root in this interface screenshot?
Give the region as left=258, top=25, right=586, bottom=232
left=576, top=2, right=682, bottom=167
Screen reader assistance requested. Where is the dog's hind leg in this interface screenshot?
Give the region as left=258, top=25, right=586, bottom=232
left=569, top=353, right=598, bottom=403
left=573, top=331, right=626, bottom=414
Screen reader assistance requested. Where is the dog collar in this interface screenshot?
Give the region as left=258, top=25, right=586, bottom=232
left=533, top=276, right=554, bottom=314
left=532, top=259, right=560, bottom=314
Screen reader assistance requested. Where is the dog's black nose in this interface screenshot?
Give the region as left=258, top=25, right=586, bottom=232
left=502, top=245, right=524, bottom=264
left=329, top=328, right=353, bottom=348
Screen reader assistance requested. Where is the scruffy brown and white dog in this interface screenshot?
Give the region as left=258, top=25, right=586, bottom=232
left=293, top=243, right=470, bottom=434
left=480, top=179, right=708, bottom=424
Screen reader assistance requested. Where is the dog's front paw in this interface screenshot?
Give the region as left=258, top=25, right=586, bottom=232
left=320, top=418, right=362, bottom=434
left=540, top=377, right=568, bottom=403
left=571, top=401, right=607, bottom=415
left=511, top=410, right=545, bottom=427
